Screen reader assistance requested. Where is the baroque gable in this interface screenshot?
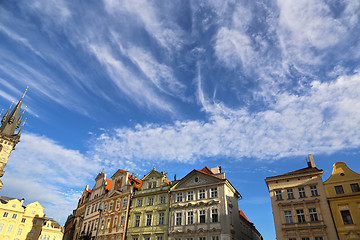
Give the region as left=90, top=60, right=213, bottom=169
left=173, top=170, right=222, bottom=190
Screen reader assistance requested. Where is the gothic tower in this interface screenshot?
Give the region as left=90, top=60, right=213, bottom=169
left=0, top=89, right=27, bottom=190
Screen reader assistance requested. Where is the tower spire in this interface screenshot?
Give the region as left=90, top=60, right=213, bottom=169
left=0, top=88, right=28, bottom=136
left=17, top=118, right=27, bottom=138
left=1, top=101, right=14, bottom=125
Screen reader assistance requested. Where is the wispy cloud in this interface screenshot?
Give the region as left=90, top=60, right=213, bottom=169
left=92, top=71, right=360, bottom=163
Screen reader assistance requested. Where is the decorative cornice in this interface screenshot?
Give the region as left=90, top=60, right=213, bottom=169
left=171, top=199, right=220, bottom=209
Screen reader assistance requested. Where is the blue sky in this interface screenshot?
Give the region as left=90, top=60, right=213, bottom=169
left=1, top=0, right=360, bottom=238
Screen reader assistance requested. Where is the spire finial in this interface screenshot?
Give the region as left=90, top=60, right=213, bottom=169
left=22, top=87, right=28, bottom=99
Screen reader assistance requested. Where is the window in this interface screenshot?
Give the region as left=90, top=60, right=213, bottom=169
left=6, top=224, right=14, bottom=233
left=199, top=210, right=205, bottom=223
left=301, top=238, right=309, bottom=240
left=315, top=237, right=323, bottom=240
left=116, top=200, right=120, bottom=209
left=113, top=217, right=118, bottom=227
left=138, top=199, right=143, bottom=207
left=153, top=182, right=157, bottom=188
left=195, top=177, right=199, bottom=182
left=341, top=210, right=353, bottom=224
left=145, top=238, right=150, bottom=240
left=95, top=204, right=98, bottom=212
left=310, top=186, right=319, bottom=196
left=135, top=216, right=140, bottom=227
left=335, top=185, right=344, bottom=194
left=176, top=213, right=182, bottom=226
left=298, top=188, right=306, bottom=198
left=289, top=238, right=296, bottom=240
left=106, top=219, right=111, bottom=228
left=160, top=196, right=166, bottom=204
left=350, top=183, right=360, bottom=192
left=120, top=216, right=124, bottom=226
left=146, top=214, right=152, bottom=226
left=177, top=193, right=183, bottom=202
left=157, top=237, right=163, bottom=240
left=148, top=182, right=152, bottom=189
left=0, top=222, right=4, bottom=232
left=123, top=198, right=128, bottom=207
left=187, top=238, right=193, bottom=240
left=187, top=191, right=194, bottom=201
left=11, top=213, right=17, bottom=219
left=2, top=212, right=8, bottom=218
left=287, top=189, right=294, bottom=199
left=212, top=237, right=219, bottom=240
left=211, top=188, right=218, bottom=198
left=188, top=211, right=194, bottom=224
left=276, top=190, right=283, bottom=200
left=87, top=207, right=90, bottom=215
left=199, top=237, right=206, bottom=240
left=211, top=209, right=218, bottom=222
left=149, top=198, right=154, bottom=205
left=296, top=209, right=306, bottom=223
left=109, top=202, right=113, bottom=211
left=100, top=220, right=104, bottom=230
left=33, top=219, right=38, bottom=225
left=309, top=208, right=318, bottom=222
left=284, top=211, right=293, bottom=224
left=199, top=189, right=205, bottom=199
left=91, top=205, right=94, bottom=213
left=159, top=213, right=164, bottom=225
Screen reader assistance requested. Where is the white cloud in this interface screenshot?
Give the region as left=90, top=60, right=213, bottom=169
left=92, top=71, right=360, bottom=163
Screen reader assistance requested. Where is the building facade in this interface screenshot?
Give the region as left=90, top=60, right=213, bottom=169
left=39, top=218, right=64, bottom=240
left=73, top=185, right=92, bottom=240
left=324, top=162, right=360, bottom=240
left=238, top=210, right=263, bottom=240
left=265, top=155, right=338, bottom=240
left=0, top=196, right=62, bottom=240
left=126, top=168, right=171, bottom=240
left=97, top=169, right=133, bottom=240
left=169, top=166, right=243, bottom=240
left=80, top=171, right=112, bottom=240
left=0, top=90, right=27, bottom=190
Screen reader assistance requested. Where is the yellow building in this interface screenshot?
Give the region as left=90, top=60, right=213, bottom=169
left=39, top=218, right=64, bottom=240
left=0, top=196, right=63, bottom=240
left=324, top=162, right=360, bottom=240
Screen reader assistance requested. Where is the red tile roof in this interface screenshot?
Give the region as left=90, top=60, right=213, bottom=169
left=105, top=179, right=112, bottom=191
left=200, top=166, right=214, bottom=175
left=239, top=210, right=249, bottom=222
left=87, top=189, right=92, bottom=193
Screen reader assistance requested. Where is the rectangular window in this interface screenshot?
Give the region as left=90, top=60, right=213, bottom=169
left=148, top=182, right=152, bottom=189
left=6, top=224, right=14, bottom=233
left=113, top=217, right=118, bottom=227
left=212, top=209, right=218, bottom=222
left=177, top=193, right=183, bottom=202
left=289, top=238, right=296, bottom=240
left=199, top=189, right=205, bottom=199
left=149, top=198, right=154, bottom=205
left=160, top=196, right=166, bottom=204
left=157, top=237, right=163, bottom=240
left=120, top=216, right=124, bottom=226
left=310, top=186, right=319, bottom=196
left=100, top=220, right=104, bottom=230
left=315, top=237, right=323, bottom=240
left=284, top=211, right=293, bottom=224
left=146, top=214, right=152, bottom=226
left=187, top=238, right=193, bottom=240
left=95, top=204, right=98, bottom=212
left=153, top=182, right=157, bottom=188
left=33, top=219, right=38, bottom=225
left=2, top=212, right=8, bottom=218
left=145, top=238, right=150, bottom=240
left=211, top=188, right=218, bottom=198
left=335, top=185, right=344, bottom=194
left=12, top=213, right=17, bottom=219
left=212, top=237, right=219, bottom=240
left=87, top=207, right=90, bottom=215
left=106, top=219, right=111, bottom=229
left=199, top=210, right=205, bottom=223
left=199, top=237, right=206, bottom=240
left=16, top=228, right=23, bottom=236
left=287, top=189, right=294, bottom=199
left=123, top=198, right=128, bottom=207
left=0, top=222, right=5, bottom=232
left=296, top=209, right=306, bottom=223
left=91, top=205, right=94, bottom=213
left=135, top=216, right=140, bottom=227
left=159, top=213, right=164, bottom=225
left=109, top=202, right=113, bottom=211
left=298, top=188, right=306, bottom=198
left=176, top=213, right=182, bottom=226
left=350, top=183, right=360, bottom=192
left=275, top=190, right=283, bottom=200
left=188, top=211, right=194, bottom=224
left=137, top=199, right=142, bottom=207
left=301, top=238, right=310, bottom=240
left=116, top=200, right=120, bottom=209
left=309, top=208, right=318, bottom=222
left=187, top=191, right=194, bottom=201
left=341, top=210, right=354, bottom=224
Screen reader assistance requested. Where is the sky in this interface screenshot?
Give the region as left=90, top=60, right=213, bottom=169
left=0, top=0, right=360, bottom=238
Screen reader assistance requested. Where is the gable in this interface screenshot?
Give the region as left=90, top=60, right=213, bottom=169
left=142, top=169, right=163, bottom=181
left=172, top=170, right=223, bottom=190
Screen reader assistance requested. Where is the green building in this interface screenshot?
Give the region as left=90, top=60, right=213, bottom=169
left=126, top=168, right=172, bottom=240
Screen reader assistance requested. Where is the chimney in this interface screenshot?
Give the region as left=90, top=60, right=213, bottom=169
left=308, top=154, right=316, bottom=168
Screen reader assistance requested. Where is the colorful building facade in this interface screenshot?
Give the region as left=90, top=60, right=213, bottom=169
left=126, top=168, right=171, bottom=240
left=324, top=162, right=360, bottom=240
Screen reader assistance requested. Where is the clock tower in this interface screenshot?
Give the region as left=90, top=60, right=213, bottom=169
left=0, top=89, right=27, bottom=190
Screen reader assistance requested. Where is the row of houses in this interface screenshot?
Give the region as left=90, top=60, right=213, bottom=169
left=265, top=154, right=360, bottom=240
left=63, top=166, right=262, bottom=240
